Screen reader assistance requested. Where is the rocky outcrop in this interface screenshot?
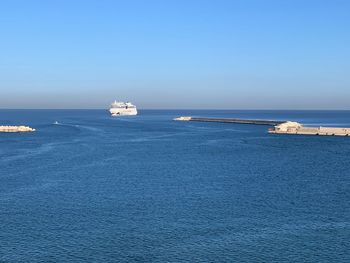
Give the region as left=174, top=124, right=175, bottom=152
left=0, top=126, right=36, bottom=132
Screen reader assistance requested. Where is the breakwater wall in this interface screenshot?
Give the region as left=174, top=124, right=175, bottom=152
left=175, top=117, right=350, bottom=137
left=0, top=126, right=36, bottom=133
left=268, top=121, right=350, bottom=136
left=174, top=116, right=285, bottom=126
left=269, top=126, right=350, bottom=136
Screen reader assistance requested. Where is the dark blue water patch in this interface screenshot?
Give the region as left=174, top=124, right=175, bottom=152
left=0, top=110, right=349, bottom=262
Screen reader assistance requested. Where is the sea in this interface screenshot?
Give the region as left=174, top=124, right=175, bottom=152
left=0, top=110, right=349, bottom=262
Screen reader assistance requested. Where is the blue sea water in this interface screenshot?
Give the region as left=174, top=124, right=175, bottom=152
left=0, top=110, right=349, bottom=262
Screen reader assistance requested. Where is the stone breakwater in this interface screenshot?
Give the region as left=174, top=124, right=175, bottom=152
left=174, top=116, right=285, bottom=126
left=174, top=117, right=350, bottom=137
left=0, top=126, right=36, bottom=132
left=269, top=121, right=350, bottom=136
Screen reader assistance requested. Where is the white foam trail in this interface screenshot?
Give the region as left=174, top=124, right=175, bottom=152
left=1, top=143, right=57, bottom=162
left=52, top=122, right=103, bottom=132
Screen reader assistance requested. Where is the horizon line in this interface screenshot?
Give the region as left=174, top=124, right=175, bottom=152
left=1, top=108, right=350, bottom=111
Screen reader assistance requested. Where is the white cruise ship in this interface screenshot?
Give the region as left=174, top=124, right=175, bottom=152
left=109, top=101, right=138, bottom=116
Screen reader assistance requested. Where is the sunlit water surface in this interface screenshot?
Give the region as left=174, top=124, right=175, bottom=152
left=1, top=110, right=349, bottom=262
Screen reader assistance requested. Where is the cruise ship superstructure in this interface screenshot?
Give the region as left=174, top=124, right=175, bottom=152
left=109, top=101, right=138, bottom=116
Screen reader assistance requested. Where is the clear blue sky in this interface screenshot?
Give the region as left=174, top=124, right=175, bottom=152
left=0, top=0, right=349, bottom=109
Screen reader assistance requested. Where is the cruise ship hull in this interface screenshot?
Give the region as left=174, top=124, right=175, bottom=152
left=109, top=108, right=138, bottom=116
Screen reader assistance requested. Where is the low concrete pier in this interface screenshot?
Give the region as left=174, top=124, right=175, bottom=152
left=174, top=116, right=285, bottom=126
left=0, top=126, right=36, bottom=133
left=269, top=122, right=350, bottom=136
left=175, top=117, right=350, bottom=137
